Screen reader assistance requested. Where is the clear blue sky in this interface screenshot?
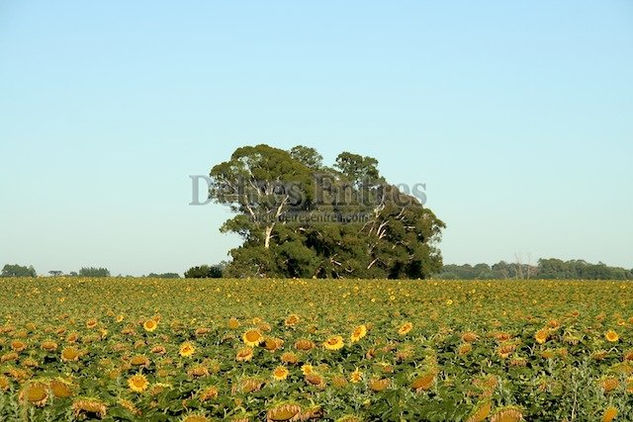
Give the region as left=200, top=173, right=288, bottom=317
left=1, top=1, right=632, bottom=275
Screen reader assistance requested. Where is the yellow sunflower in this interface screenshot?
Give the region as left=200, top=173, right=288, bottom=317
left=285, top=314, right=300, bottom=326
left=349, top=368, right=363, bottom=383
left=398, top=322, right=413, bottom=336
left=61, top=346, right=80, bottom=362
left=228, top=317, right=240, bottom=329
left=179, top=342, right=196, bottom=357
left=534, top=329, right=549, bottom=344
left=236, top=347, right=254, bottom=362
left=128, top=374, right=149, bottom=393
left=324, top=335, right=344, bottom=351
left=602, top=406, right=618, bottom=422
left=350, top=325, right=367, bottom=343
left=605, top=330, right=620, bottom=343
left=19, top=382, right=49, bottom=407
left=301, top=364, right=314, bottom=375
left=272, top=365, right=289, bottom=381
left=143, top=319, right=158, bottom=332
left=242, top=329, right=263, bottom=347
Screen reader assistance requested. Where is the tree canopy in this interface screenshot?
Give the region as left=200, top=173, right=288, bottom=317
left=1, top=264, right=36, bottom=277
left=78, top=267, right=110, bottom=277
left=209, top=144, right=445, bottom=279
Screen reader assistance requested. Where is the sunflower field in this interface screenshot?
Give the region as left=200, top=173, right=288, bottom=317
left=0, top=278, right=632, bottom=421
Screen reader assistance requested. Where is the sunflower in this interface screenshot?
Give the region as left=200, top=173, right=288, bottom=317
left=40, top=340, right=58, bottom=352
left=305, top=373, right=325, bottom=388
left=534, top=329, right=549, bottom=344
left=118, top=398, right=140, bottom=416
left=236, top=347, right=254, bottom=362
left=199, top=386, right=219, bottom=401
left=605, top=330, right=619, bottom=343
left=285, top=314, right=300, bottom=327
left=599, top=376, right=619, bottom=393
left=61, top=346, right=80, bottom=362
left=49, top=378, right=74, bottom=398
left=11, top=340, right=27, bottom=352
left=242, top=329, right=263, bottom=347
left=398, top=322, right=413, bottom=336
left=602, top=406, right=618, bottom=422
left=263, top=337, right=284, bottom=351
left=301, top=364, right=314, bottom=375
left=369, top=378, right=390, bottom=392
left=151, top=345, right=166, bottom=354
left=181, top=413, right=210, bottom=422
left=0, top=375, right=10, bottom=392
left=332, top=374, right=348, bottom=388
left=1, top=352, right=18, bottom=363
left=266, top=403, right=301, bottom=422
left=228, top=317, right=240, bottom=329
left=143, top=319, right=158, bottom=332
left=272, top=366, right=289, bottom=381
left=349, top=368, right=363, bottom=383
left=411, top=371, right=436, bottom=392
left=19, top=382, right=49, bottom=407
left=489, top=407, right=523, bottom=422
left=72, top=398, right=107, bottom=419
left=461, top=331, right=478, bottom=343
left=188, top=365, right=209, bottom=378
left=294, top=339, right=315, bottom=351
left=128, top=374, right=149, bottom=393
left=22, top=357, right=38, bottom=367
left=324, top=335, right=344, bottom=351
left=130, top=355, right=150, bottom=367
left=350, top=325, right=367, bottom=343
left=458, top=343, right=472, bottom=355
left=179, top=342, right=196, bottom=357
left=280, top=352, right=298, bottom=364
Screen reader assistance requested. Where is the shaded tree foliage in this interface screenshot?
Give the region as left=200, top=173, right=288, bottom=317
left=185, top=265, right=223, bottom=279
left=78, top=267, right=110, bottom=277
left=1, top=264, right=36, bottom=277
left=146, top=272, right=181, bottom=279
left=210, top=144, right=445, bottom=279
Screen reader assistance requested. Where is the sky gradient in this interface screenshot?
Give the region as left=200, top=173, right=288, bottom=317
left=1, top=1, right=632, bottom=275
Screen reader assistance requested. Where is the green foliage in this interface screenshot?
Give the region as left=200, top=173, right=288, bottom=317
left=184, top=265, right=223, bottom=278
left=537, top=258, right=633, bottom=280
left=436, top=259, right=633, bottom=280
left=210, top=145, right=445, bottom=279
left=146, top=272, right=181, bottom=278
left=0, top=264, right=36, bottom=277
left=78, top=267, right=110, bottom=277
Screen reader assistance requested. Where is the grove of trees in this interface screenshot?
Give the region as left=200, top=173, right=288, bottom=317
left=436, top=258, right=633, bottom=280
left=78, top=267, right=111, bottom=277
left=1, top=264, right=36, bottom=277
left=208, top=144, right=445, bottom=279
left=184, top=265, right=223, bottom=279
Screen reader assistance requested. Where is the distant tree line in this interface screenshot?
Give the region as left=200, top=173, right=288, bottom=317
left=184, top=264, right=224, bottom=279
left=1, top=264, right=36, bottom=277
left=0, top=264, right=112, bottom=278
left=145, top=272, right=181, bottom=279
left=436, top=258, right=633, bottom=280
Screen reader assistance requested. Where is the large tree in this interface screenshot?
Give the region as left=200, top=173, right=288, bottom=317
left=209, top=144, right=445, bottom=279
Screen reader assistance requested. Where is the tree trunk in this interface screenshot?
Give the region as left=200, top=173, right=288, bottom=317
left=264, top=225, right=274, bottom=249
